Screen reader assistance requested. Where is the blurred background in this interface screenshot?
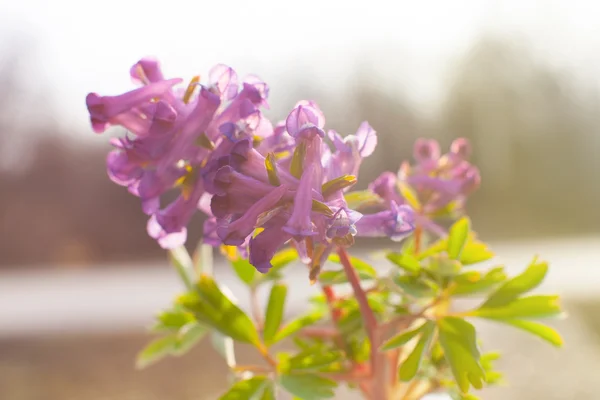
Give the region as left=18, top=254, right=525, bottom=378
left=1, top=0, right=599, bottom=399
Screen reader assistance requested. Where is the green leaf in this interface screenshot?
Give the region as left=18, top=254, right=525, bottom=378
left=327, top=254, right=377, bottom=279
left=381, top=321, right=428, bottom=351
left=318, top=269, right=376, bottom=285
left=401, top=236, right=417, bottom=256
left=152, top=306, right=195, bottom=332
left=136, top=335, right=178, bottom=369
left=349, top=336, right=371, bottom=363
left=290, top=142, right=306, bottom=179
left=451, top=267, right=507, bottom=296
left=273, top=311, right=325, bottom=343
left=481, top=258, right=549, bottom=308
left=429, top=255, right=462, bottom=277
left=317, top=270, right=347, bottom=285
left=137, top=320, right=209, bottom=369
left=475, top=295, right=561, bottom=320
left=178, top=275, right=260, bottom=345
left=447, top=217, right=470, bottom=260
left=479, top=352, right=503, bottom=385
left=338, top=308, right=363, bottom=334
left=344, top=190, right=383, bottom=210
left=494, top=319, right=563, bottom=347
left=265, top=153, right=281, bottom=186
left=264, top=283, right=288, bottom=345
left=231, top=258, right=256, bottom=285
left=219, top=376, right=268, bottom=400
left=288, top=350, right=344, bottom=371
left=438, top=317, right=485, bottom=393
left=393, top=274, right=438, bottom=298
left=460, top=240, right=494, bottom=265
left=418, top=239, right=447, bottom=260
left=172, top=321, right=209, bottom=355
left=280, top=373, right=337, bottom=399
left=398, top=321, right=436, bottom=381
left=259, top=384, right=276, bottom=400
left=397, top=182, right=421, bottom=209
left=387, top=252, right=421, bottom=273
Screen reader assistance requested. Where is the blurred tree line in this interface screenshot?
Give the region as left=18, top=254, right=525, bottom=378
left=1, top=37, right=598, bottom=268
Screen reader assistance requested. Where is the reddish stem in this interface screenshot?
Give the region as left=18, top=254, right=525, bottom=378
left=414, top=224, right=423, bottom=255
left=388, top=349, right=401, bottom=387
left=300, top=327, right=340, bottom=339
left=323, top=285, right=343, bottom=321
left=337, top=246, right=387, bottom=400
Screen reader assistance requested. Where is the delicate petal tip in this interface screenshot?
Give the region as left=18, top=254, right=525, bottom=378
left=450, top=137, right=472, bottom=160
left=208, top=64, right=239, bottom=100
left=413, top=138, right=441, bottom=162
left=369, top=171, right=401, bottom=205
left=294, top=100, right=325, bottom=127
left=461, top=167, right=481, bottom=194
left=355, top=121, right=377, bottom=157
left=85, top=93, right=108, bottom=133
left=130, top=57, right=164, bottom=84
left=285, top=105, right=325, bottom=139
left=86, top=78, right=182, bottom=134
left=243, top=75, right=270, bottom=107
left=147, top=214, right=187, bottom=249
left=327, top=129, right=345, bottom=151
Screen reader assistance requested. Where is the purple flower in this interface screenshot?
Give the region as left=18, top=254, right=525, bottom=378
left=355, top=202, right=415, bottom=242
left=86, top=78, right=182, bottom=134
left=368, top=137, right=480, bottom=221
left=249, top=213, right=293, bottom=273
left=204, top=102, right=377, bottom=273
left=217, top=184, right=289, bottom=246
left=369, top=171, right=403, bottom=207
left=256, top=121, right=295, bottom=155
left=86, top=58, right=272, bottom=249
left=326, top=121, right=377, bottom=180
left=283, top=163, right=318, bottom=240
left=147, top=172, right=206, bottom=248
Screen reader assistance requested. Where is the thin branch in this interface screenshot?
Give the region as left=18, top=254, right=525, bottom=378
left=299, top=327, right=341, bottom=339
left=232, top=365, right=272, bottom=374
left=413, top=224, right=423, bottom=255
left=257, top=343, right=278, bottom=368
left=337, top=246, right=387, bottom=400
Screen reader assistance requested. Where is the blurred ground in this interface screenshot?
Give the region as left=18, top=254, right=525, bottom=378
left=0, top=302, right=598, bottom=400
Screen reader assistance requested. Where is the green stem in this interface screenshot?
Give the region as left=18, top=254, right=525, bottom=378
left=169, top=246, right=195, bottom=290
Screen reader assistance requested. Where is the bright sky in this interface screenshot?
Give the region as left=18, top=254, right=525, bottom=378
left=1, top=0, right=600, bottom=131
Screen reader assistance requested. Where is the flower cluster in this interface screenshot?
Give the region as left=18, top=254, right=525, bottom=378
left=369, top=138, right=480, bottom=234
left=86, top=59, right=415, bottom=274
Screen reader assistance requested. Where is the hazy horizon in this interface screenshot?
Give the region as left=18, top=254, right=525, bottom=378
left=2, top=0, right=600, bottom=133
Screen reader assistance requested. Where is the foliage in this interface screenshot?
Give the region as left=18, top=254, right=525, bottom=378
left=137, top=215, right=563, bottom=399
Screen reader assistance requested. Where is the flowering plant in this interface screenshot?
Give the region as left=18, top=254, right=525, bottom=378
left=86, top=59, right=563, bottom=400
